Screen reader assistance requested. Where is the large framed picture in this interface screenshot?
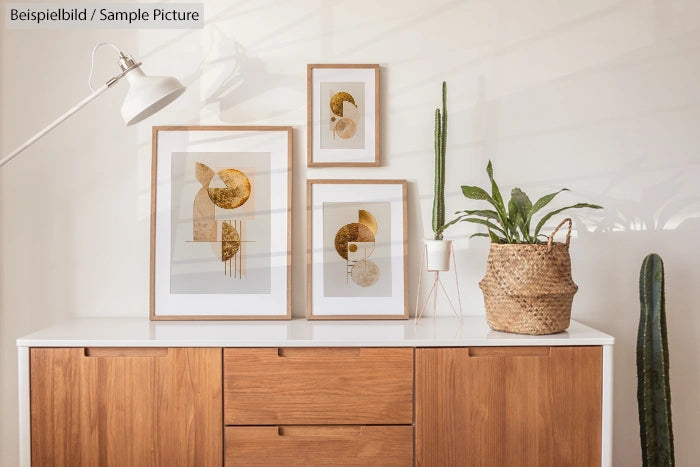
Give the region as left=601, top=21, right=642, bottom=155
left=307, top=179, right=408, bottom=319
left=307, top=64, right=379, bottom=167
left=150, top=126, right=291, bottom=320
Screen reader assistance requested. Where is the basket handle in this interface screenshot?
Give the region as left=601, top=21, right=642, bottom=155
left=547, top=218, right=573, bottom=247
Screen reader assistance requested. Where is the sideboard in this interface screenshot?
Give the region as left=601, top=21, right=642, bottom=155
left=17, top=317, right=614, bottom=466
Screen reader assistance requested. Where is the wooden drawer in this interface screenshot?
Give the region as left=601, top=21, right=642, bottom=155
left=224, top=347, right=413, bottom=425
left=225, top=425, right=414, bottom=466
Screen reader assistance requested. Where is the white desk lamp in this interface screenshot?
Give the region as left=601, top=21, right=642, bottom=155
left=0, top=42, right=186, bottom=168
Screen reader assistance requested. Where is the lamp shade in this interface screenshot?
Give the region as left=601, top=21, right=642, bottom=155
left=120, top=67, right=186, bottom=125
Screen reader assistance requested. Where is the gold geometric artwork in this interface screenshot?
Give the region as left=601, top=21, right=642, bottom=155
left=193, top=162, right=251, bottom=278
left=329, top=90, right=359, bottom=140
left=334, top=209, right=380, bottom=287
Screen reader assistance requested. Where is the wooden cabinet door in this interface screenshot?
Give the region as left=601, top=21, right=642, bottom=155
left=416, top=346, right=602, bottom=467
left=30, top=347, right=222, bottom=467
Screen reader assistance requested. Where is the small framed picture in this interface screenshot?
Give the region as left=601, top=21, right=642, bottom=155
left=307, top=64, right=379, bottom=167
left=150, top=126, right=291, bottom=320
left=307, top=179, right=408, bottom=319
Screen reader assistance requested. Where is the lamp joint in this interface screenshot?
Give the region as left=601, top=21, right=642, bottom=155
left=118, top=52, right=142, bottom=74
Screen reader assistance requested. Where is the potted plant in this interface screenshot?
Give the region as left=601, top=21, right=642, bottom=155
left=453, top=160, right=603, bottom=334
left=426, top=81, right=451, bottom=271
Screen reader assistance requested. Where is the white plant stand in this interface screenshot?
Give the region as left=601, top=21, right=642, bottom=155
left=415, top=241, right=463, bottom=324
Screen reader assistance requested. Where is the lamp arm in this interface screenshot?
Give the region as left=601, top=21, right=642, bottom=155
left=0, top=82, right=114, bottom=169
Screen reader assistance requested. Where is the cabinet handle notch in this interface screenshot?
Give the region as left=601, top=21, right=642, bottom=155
left=84, top=347, right=169, bottom=358
left=468, top=347, right=550, bottom=358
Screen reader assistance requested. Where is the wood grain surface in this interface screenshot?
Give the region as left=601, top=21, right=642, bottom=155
left=224, top=347, right=414, bottom=425
left=30, top=347, right=222, bottom=467
left=415, top=346, right=602, bottom=467
left=225, top=425, right=413, bottom=466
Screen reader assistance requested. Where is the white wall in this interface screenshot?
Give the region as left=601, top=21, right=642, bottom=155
left=2, top=0, right=699, bottom=465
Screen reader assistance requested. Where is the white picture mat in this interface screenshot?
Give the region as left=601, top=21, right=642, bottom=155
left=311, top=67, right=376, bottom=164
left=154, top=129, right=289, bottom=317
left=311, top=183, right=405, bottom=316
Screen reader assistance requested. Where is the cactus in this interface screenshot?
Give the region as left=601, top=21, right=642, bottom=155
left=432, top=81, right=447, bottom=240
left=637, top=253, right=674, bottom=466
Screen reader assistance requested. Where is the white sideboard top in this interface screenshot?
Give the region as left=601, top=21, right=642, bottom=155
left=17, top=317, right=614, bottom=348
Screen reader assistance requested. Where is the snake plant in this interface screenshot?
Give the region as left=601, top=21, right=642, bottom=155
left=443, top=160, right=602, bottom=243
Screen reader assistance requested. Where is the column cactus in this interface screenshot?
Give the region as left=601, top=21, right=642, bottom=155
left=432, top=81, right=447, bottom=240
left=637, top=253, right=674, bottom=466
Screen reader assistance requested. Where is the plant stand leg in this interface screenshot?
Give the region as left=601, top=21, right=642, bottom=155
left=415, top=243, right=463, bottom=324
left=415, top=245, right=427, bottom=324
left=432, top=272, right=438, bottom=322
left=452, top=243, right=463, bottom=323
left=416, top=271, right=440, bottom=323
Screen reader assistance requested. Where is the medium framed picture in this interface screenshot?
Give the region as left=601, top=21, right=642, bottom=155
left=307, top=64, right=379, bottom=167
left=307, top=179, right=408, bottom=319
left=150, top=126, right=292, bottom=320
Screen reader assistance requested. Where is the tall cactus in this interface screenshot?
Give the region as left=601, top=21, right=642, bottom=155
left=637, top=253, right=674, bottom=466
left=432, top=81, right=447, bottom=240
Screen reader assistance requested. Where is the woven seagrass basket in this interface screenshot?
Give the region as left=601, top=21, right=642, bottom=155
left=479, top=218, right=578, bottom=335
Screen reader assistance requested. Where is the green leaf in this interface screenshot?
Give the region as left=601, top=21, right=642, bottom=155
left=516, top=213, right=532, bottom=243
left=454, top=209, right=499, bottom=219
left=488, top=229, right=503, bottom=243
left=461, top=185, right=495, bottom=202
left=485, top=161, right=510, bottom=239
left=435, top=214, right=465, bottom=235
left=510, top=226, right=521, bottom=243
left=511, top=188, right=533, bottom=229
left=508, top=197, right=518, bottom=224
left=460, top=217, right=506, bottom=236
left=533, top=203, right=604, bottom=238
left=460, top=185, right=509, bottom=240
left=506, top=198, right=522, bottom=242
left=529, top=188, right=570, bottom=219
left=510, top=189, right=536, bottom=242
left=469, top=232, right=491, bottom=239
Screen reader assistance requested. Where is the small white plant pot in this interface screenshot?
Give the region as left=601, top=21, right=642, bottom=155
left=425, top=239, right=453, bottom=272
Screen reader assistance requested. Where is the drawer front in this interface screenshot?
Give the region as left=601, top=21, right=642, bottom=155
left=225, top=425, right=414, bottom=466
left=224, top=347, right=413, bottom=425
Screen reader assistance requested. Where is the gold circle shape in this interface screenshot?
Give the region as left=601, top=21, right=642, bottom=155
left=330, top=91, right=356, bottom=117
left=334, top=118, right=357, bottom=139
left=334, top=223, right=374, bottom=260
left=207, top=169, right=251, bottom=209
left=351, top=259, right=380, bottom=287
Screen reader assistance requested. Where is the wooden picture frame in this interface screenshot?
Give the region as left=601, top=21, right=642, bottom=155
left=307, top=179, right=408, bottom=319
left=150, top=126, right=292, bottom=320
left=307, top=64, right=380, bottom=167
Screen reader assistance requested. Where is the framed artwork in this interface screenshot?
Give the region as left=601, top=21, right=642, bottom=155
left=307, top=179, right=408, bottom=319
left=150, top=126, right=292, bottom=320
left=307, top=64, right=379, bottom=167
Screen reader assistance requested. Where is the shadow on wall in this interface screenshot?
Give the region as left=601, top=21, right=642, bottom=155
left=572, top=160, right=700, bottom=464
left=189, top=27, right=303, bottom=123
